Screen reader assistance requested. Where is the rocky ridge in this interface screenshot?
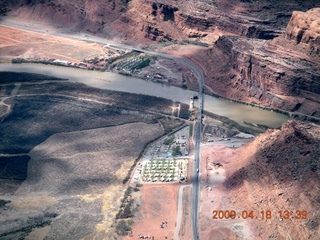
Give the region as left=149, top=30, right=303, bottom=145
left=204, top=33, right=320, bottom=117
left=225, top=120, right=320, bottom=239
left=285, top=8, right=320, bottom=58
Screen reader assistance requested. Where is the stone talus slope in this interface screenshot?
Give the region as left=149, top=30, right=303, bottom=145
left=1, top=0, right=128, bottom=37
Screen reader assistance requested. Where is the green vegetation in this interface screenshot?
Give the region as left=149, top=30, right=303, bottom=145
left=116, top=219, right=132, bottom=235
left=134, top=58, right=151, bottom=69
left=203, top=110, right=264, bottom=134
left=115, top=54, right=151, bottom=71
left=242, top=121, right=270, bottom=131
left=0, top=72, right=65, bottom=84
left=116, top=187, right=134, bottom=219
left=189, top=123, right=193, bottom=137
left=172, top=146, right=180, bottom=157
left=0, top=199, right=11, bottom=207
left=177, top=40, right=210, bottom=47
left=122, top=0, right=131, bottom=4
left=208, top=0, right=218, bottom=7
left=141, top=159, right=185, bottom=183
left=163, top=135, right=174, bottom=145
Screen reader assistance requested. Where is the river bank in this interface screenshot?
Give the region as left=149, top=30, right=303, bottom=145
left=7, top=59, right=320, bottom=125
left=0, top=22, right=316, bottom=126
left=0, top=63, right=292, bottom=128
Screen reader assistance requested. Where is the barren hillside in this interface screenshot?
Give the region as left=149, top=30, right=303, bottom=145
left=200, top=120, right=320, bottom=239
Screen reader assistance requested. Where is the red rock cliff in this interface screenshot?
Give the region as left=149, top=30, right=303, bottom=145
left=203, top=35, right=320, bottom=117
left=286, top=8, right=320, bottom=58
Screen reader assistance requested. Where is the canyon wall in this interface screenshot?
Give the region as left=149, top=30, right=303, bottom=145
left=2, top=0, right=320, bottom=43
left=286, top=8, right=320, bottom=58
left=202, top=32, right=320, bottom=118
left=0, top=0, right=319, bottom=117
left=225, top=120, right=320, bottom=239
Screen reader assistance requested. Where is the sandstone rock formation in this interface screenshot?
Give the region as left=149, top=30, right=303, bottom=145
left=286, top=8, right=320, bottom=58
left=225, top=120, right=320, bottom=239
left=0, top=0, right=319, bottom=117
left=203, top=35, right=320, bottom=118
left=1, top=0, right=320, bottom=43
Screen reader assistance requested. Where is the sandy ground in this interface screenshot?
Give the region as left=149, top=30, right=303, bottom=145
left=199, top=141, right=255, bottom=240
left=139, top=57, right=198, bottom=90
left=123, top=184, right=180, bottom=240
left=0, top=25, right=105, bottom=63
left=198, top=121, right=320, bottom=240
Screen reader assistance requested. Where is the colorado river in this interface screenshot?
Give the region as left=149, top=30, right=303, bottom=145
left=0, top=63, right=290, bottom=128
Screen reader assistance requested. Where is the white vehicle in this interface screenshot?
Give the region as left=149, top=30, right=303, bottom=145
left=197, top=168, right=199, bottom=173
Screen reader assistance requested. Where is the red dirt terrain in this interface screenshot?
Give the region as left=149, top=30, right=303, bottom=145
left=0, top=25, right=106, bottom=63
left=1, top=1, right=319, bottom=117
left=200, top=120, right=320, bottom=239
left=1, top=1, right=320, bottom=239
left=123, top=184, right=180, bottom=240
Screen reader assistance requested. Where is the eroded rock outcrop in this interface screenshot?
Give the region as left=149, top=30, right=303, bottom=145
left=196, top=7, right=320, bottom=119
left=2, top=0, right=320, bottom=43
left=225, top=120, right=320, bottom=239
left=204, top=34, right=320, bottom=118
left=286, top=8, right=320, bottom=57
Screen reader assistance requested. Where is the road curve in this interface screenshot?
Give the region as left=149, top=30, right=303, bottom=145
left=0, top=20, right=205, bottom=240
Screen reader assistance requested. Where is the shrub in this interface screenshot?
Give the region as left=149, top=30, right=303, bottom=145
left=116, top=220, right=132, bottom=235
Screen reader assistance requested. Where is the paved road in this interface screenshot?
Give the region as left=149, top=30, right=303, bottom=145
left=0, top=20, right=205, bottom=240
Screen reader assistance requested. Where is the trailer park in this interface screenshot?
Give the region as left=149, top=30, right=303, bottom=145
left=131, top=126, right=190, bottom=184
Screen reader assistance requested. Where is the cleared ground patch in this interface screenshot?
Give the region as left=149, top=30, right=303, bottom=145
left=0, top=25, right=106, bottom=63
left=124, top=185, right=180, bottom=240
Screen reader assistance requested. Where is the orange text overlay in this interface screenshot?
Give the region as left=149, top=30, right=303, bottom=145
left=212, top=210, right=308, bottom=220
